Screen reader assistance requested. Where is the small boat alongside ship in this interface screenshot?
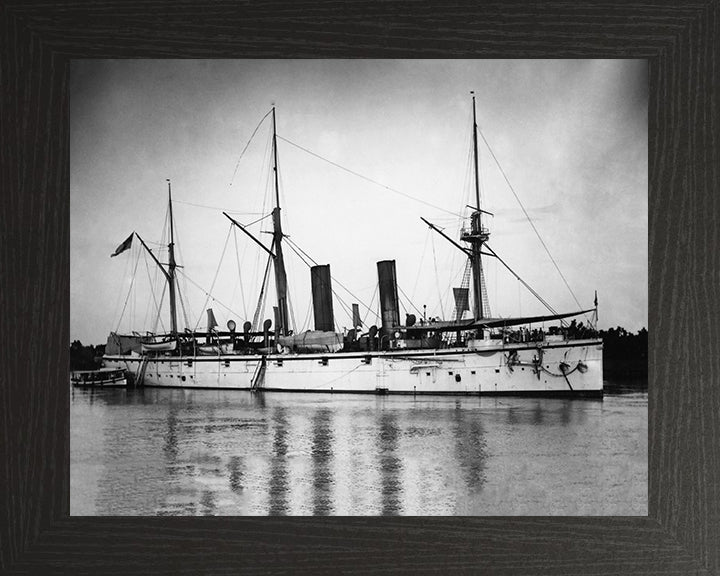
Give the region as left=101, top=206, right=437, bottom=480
left=102, top=96, right=603, bottom=396
left=71, top=368, right=128, bottom=388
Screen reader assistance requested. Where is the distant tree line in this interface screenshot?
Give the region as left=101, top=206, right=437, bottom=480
left=597, top=326, right=648, bottom=380
left=70, top=340, right=105, bottom=371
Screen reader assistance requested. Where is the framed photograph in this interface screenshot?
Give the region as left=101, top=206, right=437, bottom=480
left=2, top=2, right=716, bottom=574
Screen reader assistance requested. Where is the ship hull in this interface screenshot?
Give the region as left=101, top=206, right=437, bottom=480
left=103, top=338, right=603, bottom=396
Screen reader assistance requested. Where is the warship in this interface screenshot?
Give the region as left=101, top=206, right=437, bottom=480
left=103, top=95, right=603, bottom=396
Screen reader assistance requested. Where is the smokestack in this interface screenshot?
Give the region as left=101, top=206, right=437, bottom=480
left=377, top=260, right=400, bottom=345
left=311, top=264, right=334, bottom=332
left=352, top=303, right=361, bottom=330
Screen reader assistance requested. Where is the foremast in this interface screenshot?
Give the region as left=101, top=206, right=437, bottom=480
left=461, top=92, right=490, bottom=322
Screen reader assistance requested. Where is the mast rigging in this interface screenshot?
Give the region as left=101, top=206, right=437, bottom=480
left=461, top=92, right=490, bottom=322
left=167, top=179, right=179, bottom=334
left=271, top=107, right=290, bottom=336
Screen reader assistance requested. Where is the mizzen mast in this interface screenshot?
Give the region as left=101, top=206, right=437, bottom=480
left=461, top=92, right=490, bottom=321
left=271, top=106, right=290, bottom=336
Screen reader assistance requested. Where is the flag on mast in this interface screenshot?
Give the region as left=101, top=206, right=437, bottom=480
left=593, top=290, right=599, bottom=327
left=110, top=233, right=134, bottom=257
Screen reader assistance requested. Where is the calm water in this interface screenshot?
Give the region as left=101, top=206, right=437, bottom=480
left=70, top=384, right=647, bottom=516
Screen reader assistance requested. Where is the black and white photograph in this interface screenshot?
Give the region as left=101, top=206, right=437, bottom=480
left=70, top=59, right=647, bottom=516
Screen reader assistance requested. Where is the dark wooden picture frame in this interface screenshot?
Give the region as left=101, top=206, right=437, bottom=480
left=1, top=2, right=717, bottom=574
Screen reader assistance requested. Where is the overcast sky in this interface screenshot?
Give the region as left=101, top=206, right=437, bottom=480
left=70, top=59, right=647, bottom=344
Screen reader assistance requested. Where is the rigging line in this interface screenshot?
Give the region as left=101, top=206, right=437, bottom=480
left=283, top=236, right=380, bottom=321
left=115, top=246, right=143, bottom=333
left=397, top=284, right=424, bottom=318
left=252, top=250, right=274, bottom=331
left=488, top=248, right=555, bottom=315
left=255, top=271, right=271, bottom=332
left=301, top=298, right=313, bottom=332
left=430, top=233, right=446, bottom=319
left=330, top=287, right=355, bottom=326
left=440, top=265, right=464, bottom=320
left=151, top=283, right=168, bottom=335
left=362, top=283, right=379, bottom=329
left=140, top=251, right=153, bottom=330
left=332, top=293, right=353, bottom=329
left=229, top=109, right=273, bottom=188
left=286, top=264, right=297, bottom=333
left=411, top=230, right=430, bottom=301
left=284, top=239, right=313, bottom=268
left=477, top=126, right=584, bottom=312
left=173, top=199, right=264, bottom=214
left=460, top=120, right=474, bottom=216
left=282, top=240, right=355, bottom=327
left=277, top=135, right=463, bottom=218
left=172, top=224, right=191, bottom=330
left=282, top=240, right=356, bottom=330
left=180, top=268, right=193, bottom=329
left=288, top=292, right=297, bottom=333
left=284, top=240, right=309, bottom=267
left=431, top=261, right=465, bottom=321
left=245, top=212, right=273, bottom=228
left=142, top=248, right=167, bottom=334
left=484, top=244, right=559, bottom=317
left=111, top=241, right=132, bottom=327
left=284, top=236, right=317, bottom=265
left=193, top=224, right=233, bottom=332
left=397, top=293, right=408, bottom=316
left=177, top=276, right=191, bottom=330
left=334, top=293, right=352, bottom=317
left=177, top=269, right=244, bottom=321
left=232, top=227, right=249, bottom=319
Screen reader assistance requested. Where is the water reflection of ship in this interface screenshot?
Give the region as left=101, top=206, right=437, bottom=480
left=262, top=398, right=490, bottom=516
left=311, top=408, right=334, bottom=515
left=378, top=411, right=402, bottom=515
left=452, top=402, right=487, bottom=496
left=268, top=407, right=288, bottom=515
left=87, top=390, right=493, bottom=515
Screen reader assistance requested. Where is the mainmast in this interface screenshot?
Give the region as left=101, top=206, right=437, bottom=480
left=461, top=92, right=490, bottom=321
left=167, top=179, right=178, bottom=334
left=271, top=107, right=290, bottom=336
